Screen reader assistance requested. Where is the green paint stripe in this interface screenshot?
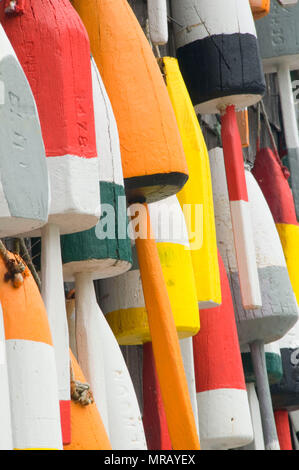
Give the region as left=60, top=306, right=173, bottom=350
left=242, top=351, right=283, bottom=385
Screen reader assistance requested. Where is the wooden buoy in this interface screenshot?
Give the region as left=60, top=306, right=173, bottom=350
left=255, top=1, right=299, bottom=219
left=172, top=0, right=265, bottom=311
left=1, top=252, right=62, bottom=450
left=147, top=0, right=168, bottom=45
left=64, top=351, right=111, bottom=451
left=0, top=303, right=12, bottom=450
left=101, top=196, right=199, bottom=344
left=71, top=0, right=188, bottom=204
left=162, top=56, right=221, bottom=308
left=252, top=147, right=299, bottom=305
left=209, top=147, right=298, bottom=450
left=72, top=0, right=200, bottom=450
left=250, top=0, right=270, bottom=20
left=0, top=0, right=101, bottom=443
left=0, top=25, right=49, bottom=237
left=193, top=253, right=253, bottom=450
left=61, top=59, right=147, bottom=450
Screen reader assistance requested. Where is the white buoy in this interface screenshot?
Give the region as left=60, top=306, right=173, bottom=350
left=147, top=0, right=168, bottom=45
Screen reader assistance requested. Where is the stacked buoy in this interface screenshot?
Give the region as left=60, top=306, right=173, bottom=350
left=0, top=0, right=101, bottom=443
left=61, top=57, right=146, bottom=450
left=209, top=147, right=298, bottom=449
left=72, top=0, right=200, bottom=450
left=255, top=1, right=299, bottom=219
left=193, top=253, right=253, bottom=450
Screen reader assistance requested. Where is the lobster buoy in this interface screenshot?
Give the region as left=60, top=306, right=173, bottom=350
left=64, top=351, right=111, bottom=450
left=1, top=252, right=62, bottom=449
left=255, top=1, right=299, bottom=219
left=72, top=0, right=200, bottom=450
left=172, top=0, right=265, bottom=312
left=0, top=25, right=49, bottom=237
left=162, top=56, right=221, bottom=308
left=0, top=0, right=101, bottom=443
left=250, top=0, right=270, bottom=20
left=193, top=253, right=253, bottom=450
left=209, top=147, right=298, bottom=450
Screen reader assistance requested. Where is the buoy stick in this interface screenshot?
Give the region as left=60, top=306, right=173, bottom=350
left=147, top=0, right=168, bottom=46
left=242, top=383, right=265, bottom=450
left=250, top=340, right=280, bottom=450
left=274, top=410, right=293, bottom=450
left=221, top=105, right=262, bottom=310
left=75, top=272, right=109, bottom=436
left=41, top=223, right=70, bottom=444
left=135, top=203, right=200, bottom=450
left=180, top=337, right=200, bottom=438
left=277, top=65, right=299, bottom=219
left=143, top=342, right=172, bottom=450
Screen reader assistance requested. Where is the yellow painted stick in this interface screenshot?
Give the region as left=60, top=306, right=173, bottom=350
left=134, top=203, right=200, bottom=450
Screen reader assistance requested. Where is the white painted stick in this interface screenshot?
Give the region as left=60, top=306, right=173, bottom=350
left=147, top=0, right=168, bottom=45
left=75, top=272, right=109, bottom=436
left=74, top=274, right=147, bottom=450
left=0, top=303, right=12, bottom=450
left=66, top=297, right=77, bottom=360
left=41, top=224, right=70, bottom=425
left=250, top=341, right=280, bottom=450
left=180, top=337, right=200, bottom=439
left=241, top=383, right=265, bottom=450
left=277, top=65, right=299, bottom=151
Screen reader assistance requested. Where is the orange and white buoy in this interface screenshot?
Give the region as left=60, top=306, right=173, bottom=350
left=1, top=253, right=62, bottom=450
left=193, top=253, right=253, bottom=450
left=72, top=0, right=200, bottom=450
left=64, top=351, right=111, bottom=451
left=0, top=0, right=101, bottom=443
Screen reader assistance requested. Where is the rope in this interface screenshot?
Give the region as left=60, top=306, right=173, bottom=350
left=0, top=240, right=26, bottom=288
left=70, top=360, right=94, bottom=406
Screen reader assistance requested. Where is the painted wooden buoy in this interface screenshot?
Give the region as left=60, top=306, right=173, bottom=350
left=0, top=0, right=101, bottom=443
left=255, top=2, right=299, bottom=219
left=71, top=0, right=188, bottom=204
left=0, top=24, right=49, bottom=237
left=0, top=303, right=12, bottom=450
left=252, top=147, right=299, bottom=305
left=147, top=0, right=168, bottom=45
left=1, top=252, right=62, bottom=450
left=240, top=384, right=265, bottom=450
left=143, top=343, right=172, bottom=450
left=209, top=147, right=298, bottom=450
left=162, top=56, right=221, bottom=308
left=274, top=410, right=293, bottom=450
left=241, top=341, right=283, bottom=386
left=61, top=59, right=146, bottom=450
left=72, top=0, right=200, bottom=450
left=64, top=351, right=111, bottom=451
left=172, top=0, right=265, bottom=312
left=250, top=0, right=270, bottom=20
left=193, top=253, right=253, bottom=450
left=101, top=196, right=199, bottom=344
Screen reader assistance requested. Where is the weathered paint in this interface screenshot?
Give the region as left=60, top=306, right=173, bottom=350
left=147, top=0, right=168, bottom=45
left=0, top=25, right=48, bottom=237
left=163, top=57, right=221, bottom=308
left=75, top=273, right=147, bottom=450
left=250, top=0, right=270, bottom=20
left=209, top=147, right=298, bottom=345
left=71, top=0, right=188, bottom=203
left=0, top=0, right=100, bottom=233
left=171, top=0, right=265, bottom=114
left=143, top=342, right=172, bottom=450
left=193, top=253, right=252, bottom=450
left=1, top=253, right=62, bottom=450
left=64, top=351, right=112, bottom=451
left=101, top=196, right=200, bottom=344
left=274, top=410, right=293, bottom=450
left=0, top=303, right=12, bottom=450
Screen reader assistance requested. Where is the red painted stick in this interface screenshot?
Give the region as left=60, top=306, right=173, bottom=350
left=274, top=410, right=293, bottom=450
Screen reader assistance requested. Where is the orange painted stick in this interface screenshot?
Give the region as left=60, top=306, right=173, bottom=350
left=134, top=203, right=200, bottom=450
